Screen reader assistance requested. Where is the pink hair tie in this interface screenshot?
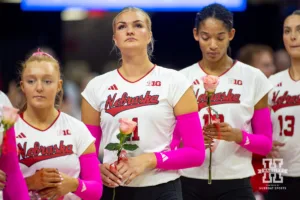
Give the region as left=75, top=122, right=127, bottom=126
left=32, top=48, right=54, bottom=59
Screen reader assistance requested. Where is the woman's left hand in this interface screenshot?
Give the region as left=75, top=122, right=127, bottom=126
left=38, top=172, right=78, bottom=200
left=203, top=122, right=243, bottom=143
left=116, top=153, right=156, bottom=185
left=0, top=170, right=6, bottom=190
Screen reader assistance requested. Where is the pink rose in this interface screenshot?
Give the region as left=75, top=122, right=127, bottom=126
left=2, top=105, right=19, bottom=126
left=119, top=118, right=137, bottom=135
left=202, top=75, right=219, bottom=93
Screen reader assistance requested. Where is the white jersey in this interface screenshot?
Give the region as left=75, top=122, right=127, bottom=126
left=268, top=69, right=300, bottom=177
left=15, top=112, right=95, bottom=200
left=180, top=61, right=273, bottom=180
left=81, top=66, right=191, bottom=187
left=0, top=91, right=12, bottom=107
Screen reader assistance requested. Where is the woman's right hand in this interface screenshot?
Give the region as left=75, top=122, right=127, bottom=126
left=25, top=168, right=62, bottom=191
left=100, top=163, right=123, bottom=188
left=0, top=170, right=6, bottom=190
left=267, top=140, right=285, bottom=158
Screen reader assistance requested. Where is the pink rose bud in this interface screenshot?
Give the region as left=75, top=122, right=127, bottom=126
left=119, top=118, right=137, bottom=135
left=202, top=75, right=219, bottom=93
left=2, top=105, right=19, bottom=126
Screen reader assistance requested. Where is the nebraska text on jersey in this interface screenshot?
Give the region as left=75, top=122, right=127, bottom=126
left=18, top=141, right=74, bottom=167
left=195, top=88, right=241, bottom=111
left=105, top=91, right=159, bottom=116
left=271, top=91, right=300, bottom=112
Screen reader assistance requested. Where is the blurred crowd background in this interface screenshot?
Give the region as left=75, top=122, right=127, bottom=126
left=0, top=0, right=297, bottom=118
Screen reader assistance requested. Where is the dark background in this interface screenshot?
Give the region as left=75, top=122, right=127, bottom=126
left=0, top=1, right=298, bottom=92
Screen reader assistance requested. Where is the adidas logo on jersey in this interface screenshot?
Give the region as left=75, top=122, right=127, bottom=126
left=108, top=84, right=118, bottom=90
left=16, top=133, right=26, bottom=138
left=193, top=79, right=200, bottom=85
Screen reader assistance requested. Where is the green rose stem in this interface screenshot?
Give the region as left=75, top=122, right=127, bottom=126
left=105, top=132, right=139, bottom=200
left=207, top=92, right=213, bottom=185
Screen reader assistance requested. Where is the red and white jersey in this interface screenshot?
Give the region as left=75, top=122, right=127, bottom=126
left=268, top=69, right=300, bottom=177
left=15, top=112, right=95, bottom=200
left=180, top=61, right=273, bottom=179
left=81, top=66, right=191, bottom=187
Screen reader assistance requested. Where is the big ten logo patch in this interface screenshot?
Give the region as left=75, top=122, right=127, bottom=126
left=57, top=129, right=71, bottom=136
left=147, top=81, right=161, bottom=86
left=228, top=78, right=243, bottom=85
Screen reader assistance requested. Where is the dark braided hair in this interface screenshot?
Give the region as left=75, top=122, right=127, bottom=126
left=195, top=3, right=233, bottom=32
left=194, top=3, right=234, bottom=56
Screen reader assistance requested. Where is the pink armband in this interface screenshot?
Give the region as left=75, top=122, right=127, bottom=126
left=170, top=123, right=180, bottom=150
left=154, top=112, right=205, bottom=170
left=73, top=152, right=102, bottom=199
left=86, top=124, right=102, bottom=156
left=238, top=107, right=272, bottom=155
left=0, top=127, right=29, bottom=200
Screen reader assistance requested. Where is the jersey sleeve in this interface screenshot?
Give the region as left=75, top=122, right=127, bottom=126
left=253, top=70, right=274, bottom=105
left=81, top=77, right=101, bottom=112
left=267, top=75, right=276, bottom=106
left=0, top=91, right=12, bottom=107
left=180, top=69, right=194, bottom=84
left=74, top=122, right=96, bottom=156
left=168, top=71, right=192, bottom=108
